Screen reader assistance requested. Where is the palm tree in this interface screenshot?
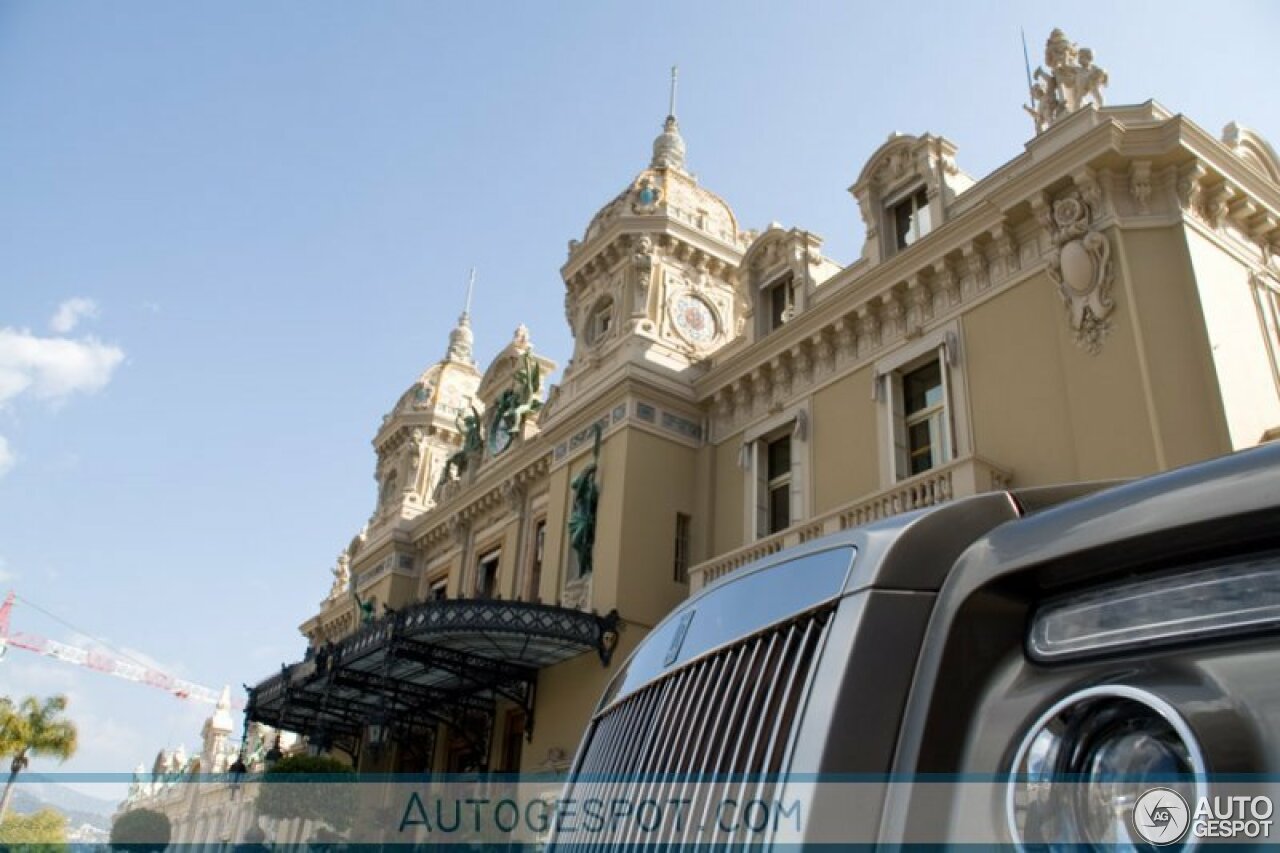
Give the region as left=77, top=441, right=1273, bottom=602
left=0, top=694, right=79, bottom=822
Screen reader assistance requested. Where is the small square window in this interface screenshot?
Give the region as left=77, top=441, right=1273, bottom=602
left=586, top=299, right=614, bottom=345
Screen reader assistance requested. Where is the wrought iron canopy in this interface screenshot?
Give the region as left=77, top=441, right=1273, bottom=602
left=245, top=598, right=618, bottom=753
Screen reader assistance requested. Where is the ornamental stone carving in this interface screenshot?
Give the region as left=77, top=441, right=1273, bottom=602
left=326, top=551, right=351, bottom=602
left=1026, top=29, right=1109, bottom=134
left=632, top=236, right=654, bottom=317
left=1045, top=192, right=1115, bottom=354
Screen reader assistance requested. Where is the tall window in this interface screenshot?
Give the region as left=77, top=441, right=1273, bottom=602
left=766, top=436, right=792, bottom=533
left=902, top=361, right=946, bottom=475
left=428, top=577, right=448, bottom=601
left=764, top=274, right=794, bottom=333
left=672, top=513, right=691, bottom=583
left=745, top=410, right=807, bottom=541
left=887, top=356, right=952, bottom=480
left=526, top=519, right=546, bottom=602
left=475, top=549, right=500, bottom=599
left=891, top=188, right=931, bottom=251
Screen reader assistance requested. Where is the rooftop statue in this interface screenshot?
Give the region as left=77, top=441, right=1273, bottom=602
left=1026, top=29, right=1109, bottom=134
left=326, top=551, right=351, bottom=601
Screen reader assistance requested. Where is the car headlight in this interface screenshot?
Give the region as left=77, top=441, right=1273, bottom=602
left=1028, top=554, right=1280, bottom=661
left=1006, top=685, right=1206, bottom=850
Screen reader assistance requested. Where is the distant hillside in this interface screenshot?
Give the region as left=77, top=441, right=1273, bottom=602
left=11, top=782, right=116, bottom=832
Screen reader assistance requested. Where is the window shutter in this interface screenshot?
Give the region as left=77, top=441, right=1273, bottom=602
left=789, top=434, right=803, bottom=528
left=754, top=440, right=769, bottom=538
left=887, top=372, right=908, bottom=479
left=938, top=343, right=955, bottom=461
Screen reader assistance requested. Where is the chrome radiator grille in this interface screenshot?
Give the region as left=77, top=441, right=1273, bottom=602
left=556, top=605, right=833, bottom=850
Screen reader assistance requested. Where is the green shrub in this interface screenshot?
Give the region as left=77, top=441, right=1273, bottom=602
left=109, top=808, right=171, bottom=852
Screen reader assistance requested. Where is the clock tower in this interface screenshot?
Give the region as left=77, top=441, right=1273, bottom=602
left=556, top=89, right=753, bottom=407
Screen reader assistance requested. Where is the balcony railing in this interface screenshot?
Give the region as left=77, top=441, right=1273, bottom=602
left=689, top=454, right=1012, bottom=592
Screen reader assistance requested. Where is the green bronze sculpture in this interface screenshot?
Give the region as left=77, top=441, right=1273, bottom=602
left=352, top=588, right=375, bottom=626
left=486, top=352, right=545, bottom=456
left=439, top=405, right=485, bottom=488
left=568, top=423, right=602, bottom=576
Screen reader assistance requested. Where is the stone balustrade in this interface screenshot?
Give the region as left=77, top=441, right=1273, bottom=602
left=689, top=454, right=1011, bottom=592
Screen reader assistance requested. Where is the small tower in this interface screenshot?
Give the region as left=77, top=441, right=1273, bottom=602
left=200, top=686, right=234, bottom=772
left=558, top=69, right=751, bottom=409
left=370, top=273, right=484, bottom=525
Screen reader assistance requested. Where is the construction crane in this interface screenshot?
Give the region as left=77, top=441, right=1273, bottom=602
left=0, top=590, right=233, bottom=707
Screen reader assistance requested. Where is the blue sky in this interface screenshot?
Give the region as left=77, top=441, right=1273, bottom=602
left=1, top=0, right=1278, bottom=796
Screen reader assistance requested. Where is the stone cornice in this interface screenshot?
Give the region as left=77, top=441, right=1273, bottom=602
left=694, top=104, right=1280, bottom=405
left=562, top=214, right=745, bottom=283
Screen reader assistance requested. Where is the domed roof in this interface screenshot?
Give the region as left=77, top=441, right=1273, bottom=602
left=579, top=113, right=743, bottom=249
left=387, top=355, right=481, bottom=424
left=382, top=303, right=483, bottom=430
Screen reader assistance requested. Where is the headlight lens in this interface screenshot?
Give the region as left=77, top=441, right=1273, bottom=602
left=1007, top=685, right=1204, bottom=850
left=1028, top=554, right=1280, bottom=660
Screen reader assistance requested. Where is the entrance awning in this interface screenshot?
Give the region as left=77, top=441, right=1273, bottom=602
left=245, top=598, right=619, bottom=760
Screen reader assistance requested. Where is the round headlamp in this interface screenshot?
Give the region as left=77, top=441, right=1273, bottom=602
left=1006, top=685, right=1205, bottom=850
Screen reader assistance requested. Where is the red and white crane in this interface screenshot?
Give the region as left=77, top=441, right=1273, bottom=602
left=0, top=590, right=230, bottom=707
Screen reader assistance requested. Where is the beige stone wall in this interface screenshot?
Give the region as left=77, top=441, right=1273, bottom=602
left=613, top=428, right=697, bottom=628
left=810, top=367, right=879, bottom=515
left=540, top=464, right=571, bottom=603
left=709, top=434, right=743, bottom=555
left=1118, top=224, right=1233, bottom=465
left=1184, top=226, right=1280, bottom=448
left=523, top=626, right=644, bottom=770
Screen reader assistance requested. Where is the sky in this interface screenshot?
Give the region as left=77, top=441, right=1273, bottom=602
left=1, top=0, right=1278, bottom=800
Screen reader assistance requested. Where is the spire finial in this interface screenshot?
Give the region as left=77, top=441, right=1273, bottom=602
left=446, top=268, right=477, bottom=363
left=651, top=67, right=687, bottom=171
left=668, top=65, right=679, bottom=119
left=462, top=267, right=476, bottom=322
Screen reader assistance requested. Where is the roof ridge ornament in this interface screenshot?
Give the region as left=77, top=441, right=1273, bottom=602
left=1025, top=28, right=1109, bottom=134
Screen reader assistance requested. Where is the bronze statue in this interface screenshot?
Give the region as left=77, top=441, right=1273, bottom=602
left=568, top=423, right=603, bottom=576
left=438, top=404, right=485, bottom=487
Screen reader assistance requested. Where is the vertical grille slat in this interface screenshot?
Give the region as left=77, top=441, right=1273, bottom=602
left=558, top=605, right=834, bottom=851
left=616, top=652, right=727, bottom=848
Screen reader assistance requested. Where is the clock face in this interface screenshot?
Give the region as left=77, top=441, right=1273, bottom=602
left=673, top=294, right=717, bottom=345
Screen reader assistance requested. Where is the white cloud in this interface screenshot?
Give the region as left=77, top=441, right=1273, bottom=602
left=49, top=297, right=99, bottom=334
left=0, top=327, right=125, bottom=407
left=0, top=435, right=13, bottom=478
left=0, top=555, right=14, bottom=583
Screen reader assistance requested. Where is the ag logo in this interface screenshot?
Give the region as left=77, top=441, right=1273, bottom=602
left=1133, top=787, right=1190, bottom=845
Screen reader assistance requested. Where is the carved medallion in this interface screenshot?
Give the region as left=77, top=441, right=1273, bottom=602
left=1045, top=193, right=1115, bottom=354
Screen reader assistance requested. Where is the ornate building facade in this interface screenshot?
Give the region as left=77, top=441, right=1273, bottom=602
left=115, top=689, right=303, bottom=846
left=245, top=29, right=1280, bottom=785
